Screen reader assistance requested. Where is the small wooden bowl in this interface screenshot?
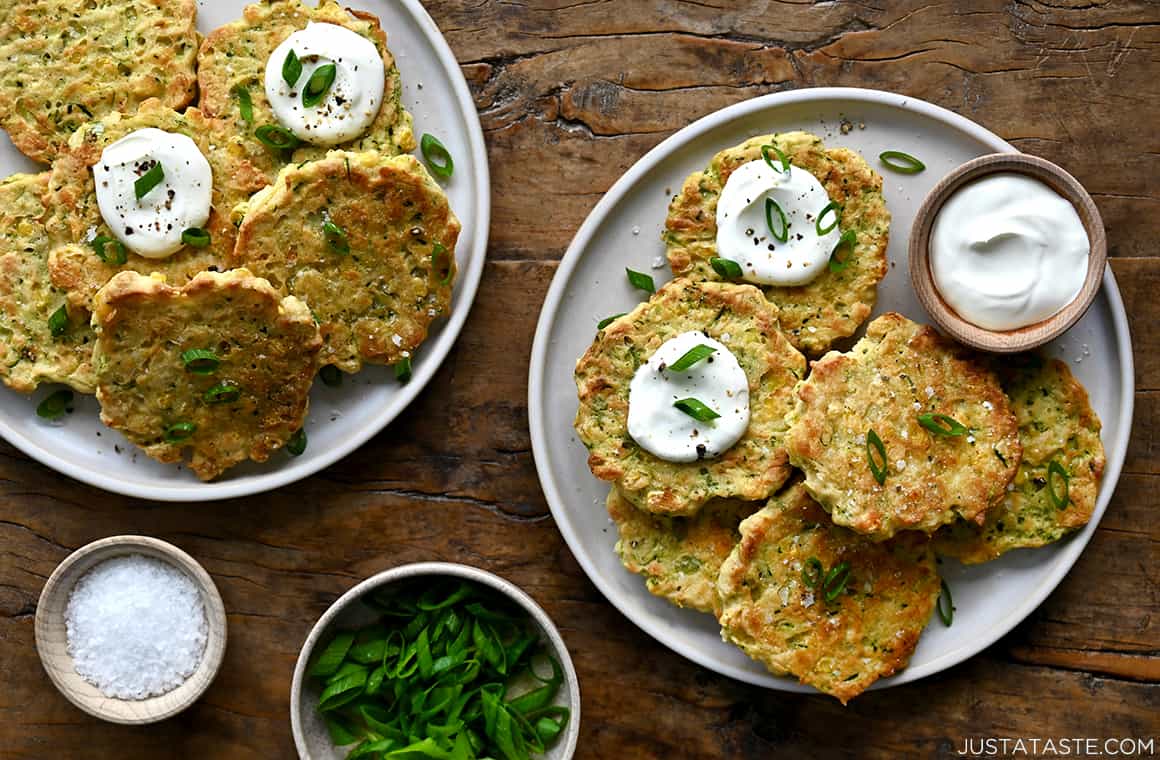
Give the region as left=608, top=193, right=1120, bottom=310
left=34, top=535, right=227, bottom=724
left=908, top=152, right=1106, bottom=353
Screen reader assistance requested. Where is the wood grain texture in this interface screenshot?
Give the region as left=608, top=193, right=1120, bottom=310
left=1, top=1, right=1158, bottom=757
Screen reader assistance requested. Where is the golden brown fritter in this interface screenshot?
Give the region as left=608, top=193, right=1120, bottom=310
left=92, top=269, right=322, bottom=481
left=786, top=313, right=1021, bottom=540
left=665, top=131, right=890, bottom=356
left=0, top=0, right=199, bottom=164
left=935, top=356, right=1105, bottom=563
left=0, top=173, right=96, bottom=393
left=607, top=486, right=758, bottom=614
left=574, top=278, right=806, bottom=517
left=716, top=483, right=940, bottom=703
left=231, top=151, right=458, bottom=372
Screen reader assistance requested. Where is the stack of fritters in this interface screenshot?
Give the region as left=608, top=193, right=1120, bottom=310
left=0, top=0, right=460, bottom=480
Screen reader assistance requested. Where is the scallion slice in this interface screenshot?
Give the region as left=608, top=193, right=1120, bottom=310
left=302, top=63, right=337, bottom=108
left=760, top=143, right=791, bottom=175
left=815, top=201, right=842, bottom=235
left=673, top=397, right=720, bottom=421
left=322, top=220, right=350, bottom=255
left=765, top=197, right=789, bottom=243
left=282, top=49, right=302, bottom=88
left=232, top=84, right=253, bottom=125
left=134, top=162, right=164, bottom=200
left=801, top=556, right=824, bottom=588
left=866, top=428, right=887, bottom=485
left=625, top=268, right=655, bottom=294
left=1047, top=460, right=1070, bottom=509
left=879, top=150, right=926, bottom=174
left=181, top=348, right=220, bottom=375
left=937, top=579, right=954, bottom=626
left=710, top=256, right=743, bottom=279
left=92, top=235, right=127, bottom=265
left=181, top=227, right=211, bottom=248
left=431, top=242, right=453, bottom=285
left=48, top=305, right=69, bottom=338
left=917, top=413, right=967, bottom=437
left=255, top=124, right=301, bottom=151
left=164, top=421, right=196, bottom=442
left=667, top=344, right=716, bottom=372
left=319, top=365, right=343, bottom=387
left=286, top=428, right=307, bottom=456
left=204, top=382, right=240, bottom=404
left=829, top=229, right=856, bottom=273
left=420, top=133, right=454, bottom=179
left=395, top=356, right=412, bottom=383
left=597, top=313, right=626, bottom=330
left=822, top=561, right=851, bottom=602
left=36, top=389, right=73, bottom=419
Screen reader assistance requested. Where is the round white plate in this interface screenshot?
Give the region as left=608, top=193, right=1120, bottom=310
left=528, top=87, right=1133, bottom=692
left=0, top=0, right=489, bottom=501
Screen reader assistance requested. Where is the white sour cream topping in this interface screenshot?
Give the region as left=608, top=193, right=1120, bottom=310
left=265, top=22, right=385, bottom=146
left=930, top=172, right=1089, bottom=331
left=715, top=160, right=841, bottom=286
left=627, top=331, right=750, bottom=463
left=92, top=128, right=212, bottom=259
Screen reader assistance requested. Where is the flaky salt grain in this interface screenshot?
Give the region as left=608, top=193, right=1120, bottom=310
left=65, top=554, right=207, bottom=700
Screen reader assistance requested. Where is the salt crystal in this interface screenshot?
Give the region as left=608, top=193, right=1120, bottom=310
left=65, top=554, right=207, bottom=700
left=651, top=256, right=665, bottom=270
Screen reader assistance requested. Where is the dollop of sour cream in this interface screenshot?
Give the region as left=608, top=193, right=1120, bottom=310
left=265, top=22, right=385, bottom=146
left=92, top=128, right=213, bottom=259
left=715, top=160, right=841, bottom=286
left=627, top=331, right=750, bottom=463
left=930, top=172, right=1089, bottom=331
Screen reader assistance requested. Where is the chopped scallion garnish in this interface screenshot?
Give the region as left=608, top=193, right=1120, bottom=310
left=431, top=242, right=453, bottom=285
left=134, top=162, right=164, bottom=200
left=164, top=421, right=196, bottom=442
left=625, top=268, right=655, bottom=294
left=937, top=579, right=954, bottom=626
left=822, top=561, right=851, bottom=602
left=673, top=397, right=719, bottom=421
left=597, top=313, right=626, bottom=330
left=36, top=389, right=73, bottom=419
left=760, top=143, right=791, bottom=175
left=667, top=344, right=716, bottom=372
left=322, top=220, right=350, bottom=255
left=286, top=428, right=307, bottom=456
left=255, top=124, right=301, bottom=151
left=395, top=356, right=412, bottom=383
left=815, top=201, right=842, bottom=236
left=181, top=348, right=220, bottom=375
left=302, top=63, right=337, bottom=108
left=765, top=197, right=788, bottom=243
left=232, top=84, right=253, bottom=125
left=866, top=428, right=887, bottom=485
left=829, top=229, right=856, bottom=273
left=181, top=227, right=211, bottom=248
left=710, top=256, right=743, bottom=279
left=917, top=413, right=967, bottom=437
left=801, top=556, right=824, bottom=588
left=1047, top=460, right=1070, bottom=509
left=420, top=133, right=454, bottom=179
left=879, top=150, right=926, bottom=174
left=48, top=305, right=69, bottom=338
left=282, top=49, right=302, bottom=88
left=204, top=382, right=240, bottom=404
left=92, top=235, right=127, bottom=265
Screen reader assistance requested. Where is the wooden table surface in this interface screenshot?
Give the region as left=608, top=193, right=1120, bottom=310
left=2, top=1, right=1157, bottom=757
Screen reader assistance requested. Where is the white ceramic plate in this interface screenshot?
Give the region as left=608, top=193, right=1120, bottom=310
left=528, top=87, right=1134, bottom=692
left=0, top=0, right=489, bottom=501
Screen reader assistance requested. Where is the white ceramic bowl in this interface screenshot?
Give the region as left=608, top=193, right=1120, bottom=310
left=290, top=562, right=580, bottom=759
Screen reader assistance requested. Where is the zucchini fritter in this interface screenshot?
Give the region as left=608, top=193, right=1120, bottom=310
left=665, top=131, right=890, bottom=355
left=786, top=313, right=1021, bottom=539
left=716, top=483, right=940, bottom=704
left=92, top=269, right=322, bottom=481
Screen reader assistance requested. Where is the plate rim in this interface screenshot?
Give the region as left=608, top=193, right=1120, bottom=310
left=527, top=86, right=1135, bottom=691
left=0, top=0, right=491, bottom=502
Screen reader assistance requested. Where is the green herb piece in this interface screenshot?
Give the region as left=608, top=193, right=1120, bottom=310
left=879, top=150, right=926, bottom=174
left=181, top=348, right=220, bottom=375
left=286, top=428, right=307, bottom=456
left=395, top=356, right=412, bottom=384
left=673, top=397, right=720, bottom=421
left=760, top=143, right=791, bottom=175
left=822, top=561, right=851, bottom=602
left=181, top=227, right=211, bottom=248
left=431, top=242, right=453, bottom=285
left=667, top=344, right=716, bottom=372
left=204, top=382, right=240, bottom=404
left=232, top=84, right=254, bottom=125
left=282, top=49, right=302, bottom=88
left=917, top=413, right=967, bottom=437
left=310, top=631, right=356, bottom=678
left=1047, top=460, right=1070, bottom=509
left=801, top=556, right=824, bottom=588
left=597, top=313, right=626, bottom=330
left=710, top=256, right=743, bottom=279
left=302, top=63, right=337, bottom=108
left=420, top=133, right=454, bottom=179
left=36, top=389, right=73, bottom=420
left=815, top=201, right=842, bottom=235
left=764, top=197, right=789, bottom=243
left=134, top=162, right=164, bottom=200
left=92, top=235, right=127, bottom=265
left=255, top=124, right=302, bottom=150
left=319, top=365, right=343, bottom=387
left=322, top=219, right=350, bottom=255
left=937, top=579, right=954, bottom=626
left=866, top=428, right=887, bottom=485
left=164, top=421, right=196, bottom=442
left=829, top=228, right=856, bottom=273
left=48, top=305, right=69, bottom=338
left=625, top=268, right=655, bottom=293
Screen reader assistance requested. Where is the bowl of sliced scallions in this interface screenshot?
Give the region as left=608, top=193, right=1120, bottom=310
left=290, top=562, right=580, bottom=760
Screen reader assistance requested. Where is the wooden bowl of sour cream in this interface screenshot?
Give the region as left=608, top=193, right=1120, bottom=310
left=909, top=152, right=1106, bottom=353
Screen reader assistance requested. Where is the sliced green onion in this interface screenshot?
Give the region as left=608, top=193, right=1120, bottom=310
left=667, top=344, right=716, bottom=372
left=879, top=150, right=925, bottom=174
left=322, top=220, right=350, bottom=255
left=282, top=49, right=302, bottom=88
left=92, top=235, right=127, bottom=265
left=36, top=389, right=73, bottom=419
left=181, top=348, right=220, bottom=375
left=828, top=229, right=856, bottom=273
left=815, top=201, right=842, bottom=235
left=134, top=162, right=164, bottom=200
left=597, top=312, right=626, bottom=330
left=420, top=133, right=454, bottom=179
left=232, top=84, right=253, bottom=125
left=765, top=197, right=789, bottom=243
left=1047, top=460, right=1070, bottom=509
left=937, top=579, right=954, bottom=626
left=626, top=268, right=655, bottom=293
left=395, top=356, right=412, bottom=383
left=673, top=397, right=720, bottom=421
left=801, top=557, right=823, bottom=588
left=164, top=421, right=196, bottom=442
left=286, top=428, right=307, bottom=456
left=48, top=305, right=69, bottom=338
left=255, top=124, right=301, bottom=150
left=822, top=561, right=851, bottom=602
left=204, top=382, right=240, bottom=404
left=917, top=413, right=967, bottom=437
left=431, top=242, right=453, bottom=285
left=710, top=256, right=743, bottom=279
left=760, top=143, right=791, bottom=175
left=181, top=227, right=211, bottom=248
left=866, top=428, right=887, bottom=485
left=319, top=365, right=343, bottom=387
left=302, top=63, right=337, bottom=108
